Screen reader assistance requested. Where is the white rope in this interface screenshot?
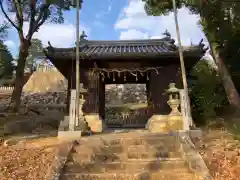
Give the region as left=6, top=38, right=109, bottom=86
left=92, top=67, right=161, bottom=74
left=93, top=67, right=161, bottom=82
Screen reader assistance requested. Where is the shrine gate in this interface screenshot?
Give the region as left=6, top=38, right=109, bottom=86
left=44, top=38, right=205, bottom=132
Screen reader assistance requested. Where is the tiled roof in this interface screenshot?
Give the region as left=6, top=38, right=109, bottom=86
left=78, top=39, right=177, bottom=55
left=44, top=38, right=205, bottom=59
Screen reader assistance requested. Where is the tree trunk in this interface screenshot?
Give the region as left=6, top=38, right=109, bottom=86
left=210, top=42, right=240, bottom=109
left=9, top=39, right=30, bottom=112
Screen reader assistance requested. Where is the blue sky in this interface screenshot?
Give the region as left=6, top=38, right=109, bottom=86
left=1, top=0, right=207, bottom=58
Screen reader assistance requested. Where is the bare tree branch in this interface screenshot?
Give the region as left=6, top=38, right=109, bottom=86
left=12, top=0, right=23, bottom=36
left=0, top=0, right=19, bottom=31
left=27, top=0, right=37, bottom=40
left=13, top=0, right=22, bottom=25
left=26, top=3, right=50, bottom=40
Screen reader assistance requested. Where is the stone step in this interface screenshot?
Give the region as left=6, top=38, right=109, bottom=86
left=63, top=159, right=187, bottom=173
left=60, top=169, right=197, bottom=180
left=79, top=133, right=181, bottom=146
left=69, top=150, right=182, bottom=163
left=126, top=150, right=182, bottom=159
left=101, top=136, right=181, bottom=146
left=73, top=144, right=125, bottom=155
left=126, top=144, right=181, bottom=154
left=73, top=143, right=181, bottom=156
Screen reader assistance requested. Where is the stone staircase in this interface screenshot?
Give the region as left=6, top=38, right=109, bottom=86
left=60, top=131, right=200, bottom=180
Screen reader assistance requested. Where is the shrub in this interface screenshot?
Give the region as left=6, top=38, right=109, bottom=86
left=189, top=60, right=228, bottom=125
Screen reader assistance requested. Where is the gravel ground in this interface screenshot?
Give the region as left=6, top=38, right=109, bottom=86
left=0, top=145, right=58, bottom=180
left=194, top=129, right=240, bottom=180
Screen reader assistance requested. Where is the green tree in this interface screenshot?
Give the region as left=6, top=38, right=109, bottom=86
left=0, top=40, right=14, bottom=84
left=26, top=38, right=44, bottom=72
left=0, top=22, right=9, bottom=40
left=0, top=21, right=14, bottom=85
left=142, top=0, right=240, bottom=109
left=0, top=0, right=74, bottom=112
left=189, top=60, right=228, bottom=124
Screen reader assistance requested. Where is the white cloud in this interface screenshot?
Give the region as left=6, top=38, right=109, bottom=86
left=4, top=40, right=16, bottom=50
left=119, top=29, right=149, bottom=40
left=0, top=11, right=90, bottom=48
left=115, top=0, right=207, bottom=45
left=23, top=22, right=90, bottom=48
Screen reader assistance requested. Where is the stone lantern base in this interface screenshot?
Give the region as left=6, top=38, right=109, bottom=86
left=84, top=114, right=106, bottom=133
left=146, top=115, right=169, bottom=133
left=166, top=115, right=183, bottom=131
left=146, top=114, right=184, bottom=133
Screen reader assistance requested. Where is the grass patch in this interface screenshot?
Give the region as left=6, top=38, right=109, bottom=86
left=203, top=114, right=240, bottom=140
left=223, top=117, right=240, bottom=140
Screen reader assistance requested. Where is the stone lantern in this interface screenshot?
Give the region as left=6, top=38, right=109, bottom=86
left=166, top=83, right=181, bottom=116
left=166, top=83, right=183, bottom=130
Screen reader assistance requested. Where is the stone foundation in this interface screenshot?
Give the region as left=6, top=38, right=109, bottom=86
left=167, top=115, right=183, bottom=131
left=84, top=114, right=106, bottom=133
left=146, top=114, right=184, bottom=133
left=146, top=115, right=169, bottom=133
left=58, top=116, right=70, bottom=131
left=58, top=130, right=82, bottom=140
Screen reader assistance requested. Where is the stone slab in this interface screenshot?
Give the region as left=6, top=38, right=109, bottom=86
left=44, top=141, right=73, bottom=180
left=146, top=115, right=169, bottom=133
left=58, top=116, right=69, bottom=131
left=187, top=129, right=203, bottom=139
left=57, top=131, right=82, bottom=140
left=180, top=133, right=212, bottom=180
left=84, top=114, right=106, bottom=133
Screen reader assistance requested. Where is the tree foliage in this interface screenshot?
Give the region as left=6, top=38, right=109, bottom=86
left=0, top=21, right=14, bottom=85
left=0, top=22, right=9, bottom=40
left=0, top=0, right=74, bottom=111
left=25, top=38, right=44, bottom=72
left=189, top=60, right=228, bottom=124
left=0, top=40, right=14, bottom=82
left=143, top=0, right=240, bottom=108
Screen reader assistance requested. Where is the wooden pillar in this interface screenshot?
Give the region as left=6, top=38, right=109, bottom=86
left=99, top=79, right=105, bottom=119
left=66, top=63, right=76, bottom=113
left=146, top=81, right=152, bottom=106
left=66, top=79, right=71, bottom=113
left=82, top=69, right=100, bottom=114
